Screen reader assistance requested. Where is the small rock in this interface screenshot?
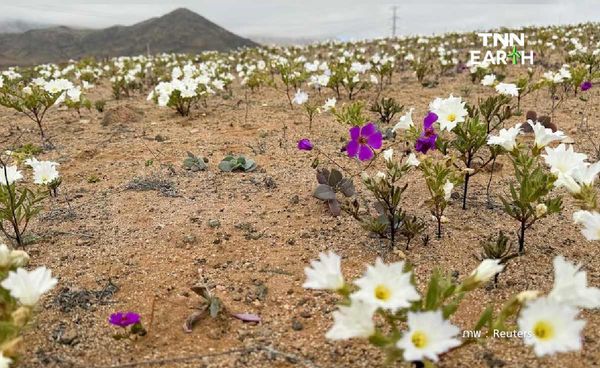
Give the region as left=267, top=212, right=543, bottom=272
left=57, top=328, right=79, bottom=346
left=291, top=319, right=304, bottom=331
left=208, top=219, right=221, bottom=228
left=183, top=235, right=196, bottom=244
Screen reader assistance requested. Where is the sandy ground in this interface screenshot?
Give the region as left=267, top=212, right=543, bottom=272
left=0, top=66, right=598, bottom=368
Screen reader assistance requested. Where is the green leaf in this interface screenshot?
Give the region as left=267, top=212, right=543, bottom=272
left=328, top=169, right=343, bottom=187
left=338, top=178, right=355, bottom=197
left=473, top=306, right=493, bottom=331
left=424, top=270, right=440, bottom=310
left=328, top=199, right=341, bottom=216
left=209, top=297, right=222, bottom=318
left=218, top=160, right=232, bottom=172
left=442, top=301, right=459, bottom=318
left=313, top=184, right=336, bottom=201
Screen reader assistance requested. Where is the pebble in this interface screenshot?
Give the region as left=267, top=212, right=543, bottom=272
left=291, top=319, right=304, bottom=331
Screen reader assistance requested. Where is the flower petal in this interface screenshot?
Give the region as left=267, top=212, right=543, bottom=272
left=347, top=140, right=359, bottom=158
left=349, top=126, right=360, bottom=141
left=367, top=131, right=383, bottom=149
left=361, top=122, right=376, bottom=137
left=424, top=112, right=438, bottom=128
left=358, top=145, right=374, bottom=161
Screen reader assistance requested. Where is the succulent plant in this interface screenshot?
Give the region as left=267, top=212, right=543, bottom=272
left=480, top=231, right=518, bottom=262
left=182, top=151, right=207, bottom=172
left=480, top=231, right=519, bottom=286
left=313, top=168, right=355, bottom=216
left=218, top=155, right=256, bottom=172
left=370, top=97, right=403, bottom=125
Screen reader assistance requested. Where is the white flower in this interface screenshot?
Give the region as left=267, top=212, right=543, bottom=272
left=393, top=108, right=415, bottom=132
left=317, top=74, right=330, bottom=87
left=487, top=124, right=521, bottom=151
left=28, top=160, right=60, bottom=185
left=429, top=95, right=468, bottom=131
left=470, top=259, right=505, bottom=283
left=535, top=203, right=547, bottom=217
left=528, top=120, right=566, bottom=148
left=43, top=78, right=73, bottom=94
left=397, top=310, right=461, bottom=362
left=516, top=290, right=540, bottom=303
left=0, top=353, right=11, bottom=368
left=212, top=80, right=225, bottom=90
left=1, top=266, right=57, bottom=306
left=518, top=297, right=585, bottom=357
left=555, top=172, right=582, bottom=193
left=571, top=161, right=600, bottom=188
left=383, top=148, right=393, bottom=162
left=481, top=74, right=496, bottom=86
left=322, top=97, right=336, bottom=112
left=407, top=153, right=420, bottom=167
left=443, top=180, right=454, bottom=201
left=66, top=87, right=82, bottom=102
left=9, top=250, right=29, bottom=268
left=325, top=300, right=376, bottom=340
left=549, top=255, right=600, bottom=309
left=495, top=82, right=519, bottom=97
left=542, top=144, right=587, bottom=177
left=352, top=258, right=420, bottom=312
left=573, top=210, right=600, bottom=241
left=373, top=171, right=387, bottom=184
left=0, top=244, right=28, bottom=268
left=303, top=251, right=344, bottom=291
left=157, top=93, right=169, bottom=107
left=292, top=90, right=308, bottom=105
left=0, top=244, right=11, bottom=268
left=0, top=166, right=23, bottom=186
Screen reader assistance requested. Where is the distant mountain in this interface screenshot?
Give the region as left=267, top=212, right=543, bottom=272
left=0, top=19, right=51, bottom=34
left=0, top=8, right=258, bottom=67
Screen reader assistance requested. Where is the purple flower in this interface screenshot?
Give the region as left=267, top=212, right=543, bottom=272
left=581, top=81, right=592, bottom=92
left=109, top=312, right=141, bottom=328
left=347, top=122, right=383, bottom=161
left=297, top=138, right=314, bottom=151
left=415, top=112, right=438, bottom=154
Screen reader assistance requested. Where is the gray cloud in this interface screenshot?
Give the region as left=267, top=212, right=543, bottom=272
left=0, top=0, right=598, bottom=39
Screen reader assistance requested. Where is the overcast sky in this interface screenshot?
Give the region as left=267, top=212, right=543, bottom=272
left=1, top=0, right=599, bottom=39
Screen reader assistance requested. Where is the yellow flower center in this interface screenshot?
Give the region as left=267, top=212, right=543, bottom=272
left=411, top=331, right=428, bottom=348
left=447, top=113, right=456, bottom=122
left=374, top=285, right=391, bottom=301
left=533, top=320, right=555, bottom=340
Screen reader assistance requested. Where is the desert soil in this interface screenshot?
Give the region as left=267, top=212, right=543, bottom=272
left=0, top=67, right=598, bottom=368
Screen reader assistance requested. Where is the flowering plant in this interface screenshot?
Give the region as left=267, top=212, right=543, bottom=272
left=148, top=65, right=219, bottom=116
left=304, top=253, right=599, bottom=366
left=0, top=250, right=57, bottom=364
left=0, top=155, right=57, bottom=247
left=361, top=149, right=418, bottom=248
left=109, top=312, right=146, bottom=339
left=418, top=155, right=462, bottom=238
left=0, top=77, right=75, bottom=146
